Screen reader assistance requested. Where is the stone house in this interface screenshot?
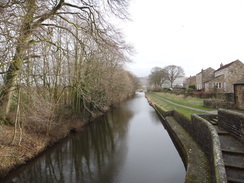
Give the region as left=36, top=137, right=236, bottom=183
left=205, top=60, right=244, bottom=93
left=196, top=67, right=215, bottom=90
left=184, top=76, right=196, bottom=89
left=234, top=76, right=244, bottom=110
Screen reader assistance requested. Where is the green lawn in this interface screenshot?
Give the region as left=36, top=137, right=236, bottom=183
left=150, top=92, right=214, bottom=111
left=146, top=92, right=214, bottom=119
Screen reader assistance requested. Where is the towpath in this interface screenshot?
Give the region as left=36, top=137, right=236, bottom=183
left=151, top=94, right=218, bottom=115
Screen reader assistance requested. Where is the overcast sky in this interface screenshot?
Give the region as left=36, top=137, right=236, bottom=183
left=119, top=0, right=244, bottom=77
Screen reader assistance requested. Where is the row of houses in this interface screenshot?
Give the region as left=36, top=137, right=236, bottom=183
left=185, top=59, right=244, bottom=93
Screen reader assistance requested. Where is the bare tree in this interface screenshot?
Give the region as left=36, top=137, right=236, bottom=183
left=0, top=0, right=130, bottom=122
left=149, top=67, right=167, bottom=89
left=164, top=65, right=185, bottom=88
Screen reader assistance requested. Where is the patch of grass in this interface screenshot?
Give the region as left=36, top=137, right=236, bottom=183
left=147, top=93, right=208, bottom=119
left=150, top=92, right=214, bottom=111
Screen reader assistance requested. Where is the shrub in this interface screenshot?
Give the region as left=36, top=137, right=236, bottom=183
left=188, top=84, right=196, bottom=89
left=194, top=91, right=204, bottom=98
left=21, top=88, right=57, bottom=134
left=201, top=92, right=216, bottom=99
left=162, top=87, right=171, bottom=92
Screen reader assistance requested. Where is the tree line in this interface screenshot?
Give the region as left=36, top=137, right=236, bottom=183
left=148, top=65, right=185, bottom=89
left=0, top=0, right=139, bottom=140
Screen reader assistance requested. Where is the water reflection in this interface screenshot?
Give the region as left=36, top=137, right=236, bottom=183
left=3, top=93, right=185, bottom=183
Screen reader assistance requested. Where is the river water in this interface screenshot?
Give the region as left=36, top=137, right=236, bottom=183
left=3, top=92, right=185, bottom=183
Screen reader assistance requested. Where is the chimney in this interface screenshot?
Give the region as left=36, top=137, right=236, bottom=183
left=220, top=63, right=223, bottom=67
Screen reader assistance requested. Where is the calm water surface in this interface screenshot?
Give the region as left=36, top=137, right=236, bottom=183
left=3, top=92, right=185, bottom=183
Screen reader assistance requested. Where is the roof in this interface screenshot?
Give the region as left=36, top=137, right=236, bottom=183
left=204, top=74, right=224, bottom=83
left=234, top=75, right=244, bottom=85
left=215, top=60, right=241, bottom=72
left=196, top=67, right=215, bottom=75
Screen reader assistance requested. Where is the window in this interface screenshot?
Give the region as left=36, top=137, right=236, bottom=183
left=213, top=82, right=222, bottom=89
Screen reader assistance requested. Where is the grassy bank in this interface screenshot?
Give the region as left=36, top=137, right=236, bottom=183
left=146, top=92, right=214, bottom=119
left=0, top=114, right=91, bottom=179
left=151, top=92, right=214, bottom=111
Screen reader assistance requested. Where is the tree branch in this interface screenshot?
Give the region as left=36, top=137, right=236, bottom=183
left=23, top=54, right=40, bottom=60
left=41, top=23, right=86, bottom=50
left=55, top=14, right=79, bottom=28
left=0, top=71, right=7, bottom=74
left=63, top=3, right=91, bottom=12
left=32, top=0, right=64, bottom=29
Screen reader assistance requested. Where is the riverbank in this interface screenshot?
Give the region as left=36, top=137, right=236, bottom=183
left=146, top=95, right=211, bottom=182
left=0, top=110, right=105, bottom=179
left=1, top=92, right=185, bottom=183
left=147, top=92, right=217, bottom=118
left=146, top=93, right=227, bottom=183
left=0, top=91, right=138, bottom=180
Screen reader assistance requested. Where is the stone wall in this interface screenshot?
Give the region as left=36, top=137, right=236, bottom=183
left=197, top=113, right=218, bottom=121
left=216, top=93, right=234, bottom=102
left=154, top=106, right=226, bottom=183
left=205, top=60, right=244, bottom=93
left=226, top=61, right=244, bottom=93
left=203, top=68, right=215, bottom=83
left=196, top=68, right=215, bottom=90
left=215, top=67, right=226, bottom=78
left=203, top=99, right=235, bottom=109
left=185, top=76, right=196, bottom=89
left=171, top=110, right=226, bottom=183
left=234, top=84, right=244, bottom=110
left=218, top=109, right=244, bottom=144
left=196, top=72, right=203, bottom=90
left=205, top=75, right=225, bottom=92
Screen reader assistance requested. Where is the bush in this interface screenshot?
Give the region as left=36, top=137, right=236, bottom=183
left=185, top=91, right=216, bottom=99
left=188, top=84, right=196, bottom=89
left=193, top=91, right=205, bottom=98
left=162, top=87, right=172, bottom=92
left=201, top=92, right=216, bottom=99
left=21, top=88, right=57, bottom=134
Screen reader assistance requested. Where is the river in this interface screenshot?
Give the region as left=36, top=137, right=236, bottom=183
left=3, top=92, right=185, bottom=183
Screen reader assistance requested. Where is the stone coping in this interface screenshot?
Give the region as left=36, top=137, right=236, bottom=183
left=153, top=104, right=227, bottom=183
left=191, top=114, right=227, bottom=183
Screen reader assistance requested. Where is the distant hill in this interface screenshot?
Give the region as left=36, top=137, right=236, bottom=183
left=138, top=77, right=149, bottom=87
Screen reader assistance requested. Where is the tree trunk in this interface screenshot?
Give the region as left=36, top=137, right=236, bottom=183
left=11, top=86, right=22, bottom=145
left=0, top=0, right=36, bottom=121
left=0, top=49, right=24, bottom=122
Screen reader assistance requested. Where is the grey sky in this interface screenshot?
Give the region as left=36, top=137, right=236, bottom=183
left=120, top=0, right=244, bottom=77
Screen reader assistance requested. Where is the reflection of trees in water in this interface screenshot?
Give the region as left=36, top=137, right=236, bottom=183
left=6, top=106, right=134, bottom=183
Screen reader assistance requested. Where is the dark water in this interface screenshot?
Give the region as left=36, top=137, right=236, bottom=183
left=3, top=92, right=185, bottom=183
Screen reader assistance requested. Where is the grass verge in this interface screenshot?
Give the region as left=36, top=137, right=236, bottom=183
left=146, top=92, right=209, bottom=119
left=150, top=92, right=215, bottom=111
